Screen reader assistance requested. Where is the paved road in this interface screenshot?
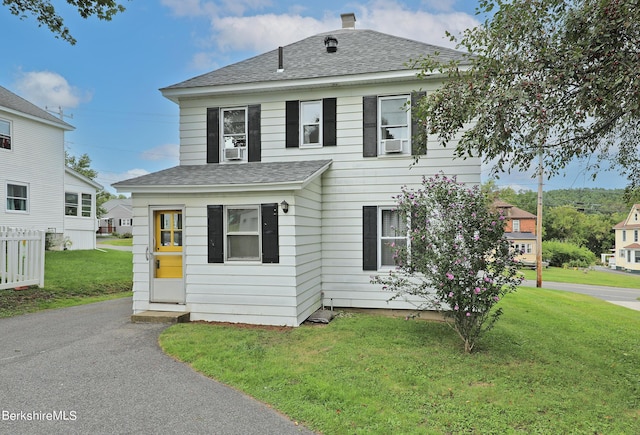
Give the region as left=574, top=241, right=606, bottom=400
left=0, top=298, right=314, bottom=435
left=522, top=280, right=640, bottom=311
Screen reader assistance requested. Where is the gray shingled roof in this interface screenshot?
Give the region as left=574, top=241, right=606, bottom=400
left=0, top=85, right=74, bottom=129
left=113, top=160, right=332, bottom=191
left=162, top=29, right=468, bottom=90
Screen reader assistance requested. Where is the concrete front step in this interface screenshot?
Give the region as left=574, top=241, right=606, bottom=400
left=131, top=311, right=190, bottom=324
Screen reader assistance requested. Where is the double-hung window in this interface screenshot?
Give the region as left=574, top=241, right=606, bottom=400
left=512, top=219, right=520, bottom=232
left=65, top=192, right=79, bottom=216
left=221, top=108, right=247, bottom=162
left=0, top=119, right=10, bottom=150
left=380, top=208, right=407, bottom=268
left=300, top=101, right=322, bottom=147
left=81, top=194, right=92, bottom=217
left=362, top=206, right=409, bottom=270
left=226, top=206, right=260, bottom=261
left=379, top=95, right=410, bottom=155
left=6, top=182, right=28, bottom=212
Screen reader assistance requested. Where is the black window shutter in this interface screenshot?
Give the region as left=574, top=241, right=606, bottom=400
left=261, top=203, right=279, bottom=263
left=206, top=108, right=220, bottom=163
left=207, top=205, right=224, bottom=263
left=285, top=100, right=299, bottom=148
left=363, top=96, right=377, bottom=157
left=323, top=98, right=337, bottom=146
left=411, top=92, right=427, bottom=156
left=363, top=206, right=378, bottom=270
left=247, top=104, right=261, bottom=162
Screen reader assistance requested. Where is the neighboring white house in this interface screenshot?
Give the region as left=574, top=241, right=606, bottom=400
left=0, top=85, right=101, bottom=250
left=613, top=204, right=640, bottom=273
left=114, top=13, right=481, bottom=326
left=98, top=198, right=133, bottom=235
left=64, top=167, right=102, bottom=250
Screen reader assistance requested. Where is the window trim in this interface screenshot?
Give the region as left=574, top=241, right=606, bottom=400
left=512, top=219, right=520, bottom=232
left=6, top=181, right=28, bottom=213
left=220, top=107, right=248, bottom=163
left=225, top=205, right=261, bottom=262
left=300, top=100, right=323, bottom=148
left=378, top=95, right=411, bottom=156
left=64, top=192, right=94, bottom=218
left=0, top=118, right=11, bottom=151
left=378, top=207, right=409, bottom=269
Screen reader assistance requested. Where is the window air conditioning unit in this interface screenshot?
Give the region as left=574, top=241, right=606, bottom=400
left=383, top=139, right=403, bottom=153
left=225, top=148, right=242, bottom=160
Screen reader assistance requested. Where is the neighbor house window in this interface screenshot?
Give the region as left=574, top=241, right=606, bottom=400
left=82, top=194, right=92, bottom=217
left=221, top=107, right=247, bottom=162
left=378, top=95, right=410, bottom=155
left=65, top=192, right=78, bottom=216
left=300, top=100, right=322, bottom=147
left=120, top=219, right=132, bottom=227
left=623, top=230, right=626, bottom=242
left=0, top=119, right=10, bottom=150
left=6, top=182, right=28, bottom=212
left=65, top=192, right=93, bottom=217
left=512, top=219, right=520, bottom=232
left=635, top=230, right=639, bottom=243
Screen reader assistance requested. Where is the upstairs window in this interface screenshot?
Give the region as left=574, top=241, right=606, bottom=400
left=6, top=182, right=28, bottom=212
left=221, top=108, right=247, bottom=162
left=0, top=119, right=11, bottom=150
left=300, top=101, right=322, bottom=147
left=512, top=219, right=520, bottom=232
left=379, top=95, right=410, bottom=155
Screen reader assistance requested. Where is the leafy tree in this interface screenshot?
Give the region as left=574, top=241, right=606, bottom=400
left=4, top=0, right=126, bottom=45
left=413, top=0, right=640, bottom=188
left=65, top=151, right=97, bottom=180
left=372, top=174, right=523, bottom=353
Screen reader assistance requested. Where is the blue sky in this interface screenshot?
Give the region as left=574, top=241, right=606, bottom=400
left=1, top=0, right=628, bottom=193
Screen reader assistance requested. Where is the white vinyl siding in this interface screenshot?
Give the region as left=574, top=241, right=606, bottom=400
left=154, top=80, right=479, bottom=317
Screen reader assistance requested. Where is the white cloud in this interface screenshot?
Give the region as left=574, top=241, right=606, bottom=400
left=141, top=143, right=180, bottom=163
left=211, top=14, right=331, bottom=52
left=163, top=0, right=480, bottom=72
left=14, top=71, right=91, bottom=109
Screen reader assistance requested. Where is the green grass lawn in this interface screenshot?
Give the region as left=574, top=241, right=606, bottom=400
left=160, top=288, right=640, bottom=434
left=522, top=266, right=640, bottom=288
left=97, top=237, right=133, bottom=247
left=0, top=249, right=132, bottom=317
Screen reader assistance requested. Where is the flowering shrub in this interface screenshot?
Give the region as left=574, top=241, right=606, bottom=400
left=371, top=173, right=523, bottom=353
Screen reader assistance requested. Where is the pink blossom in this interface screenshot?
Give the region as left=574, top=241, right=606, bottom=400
left=466, top=312, right=471, bottom=317
left=446, top=272, right=454, bottom=280
left=454, top=305, right=459, bottom=311
left=448, top=292, right=454, bottom=298
left=474, top=287, right=481, bottom=294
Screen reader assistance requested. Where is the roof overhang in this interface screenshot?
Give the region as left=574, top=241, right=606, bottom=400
left=160, top=68, right=463, bottom=103
left=112, top=160, right=332, bottom=195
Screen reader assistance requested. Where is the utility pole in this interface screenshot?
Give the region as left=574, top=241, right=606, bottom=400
left=46, top=106, right=73, bottom=122
left=536, top=146, right=544, bottom=287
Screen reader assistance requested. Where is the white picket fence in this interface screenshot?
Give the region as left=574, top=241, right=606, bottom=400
left=0, top=227, right=45, bottom=290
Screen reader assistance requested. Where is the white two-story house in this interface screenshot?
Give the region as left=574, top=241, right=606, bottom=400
left=114, top=13, right=480, bottom=326
left=1, top=85, right=101, bottom=250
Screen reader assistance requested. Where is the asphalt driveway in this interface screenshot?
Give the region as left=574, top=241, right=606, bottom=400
left=0, top=298, right=314, bottom=435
